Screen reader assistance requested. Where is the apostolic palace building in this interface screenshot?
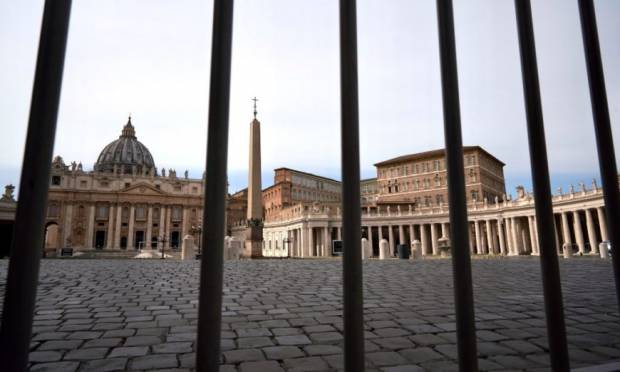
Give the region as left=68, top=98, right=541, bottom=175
left=0, top=114, right=616, bottom=260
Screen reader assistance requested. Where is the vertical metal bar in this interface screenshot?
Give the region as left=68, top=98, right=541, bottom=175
left=578, top=0, right=620, bottom=310
left=435, top=1, right=478, bottom=371
left=0, top=1, right=72, bottom=370
left=339, top=0, right=365, bottom=371
left=195, top=0, right=234, bottom=371
left=514, top=1, right=570, bottom=370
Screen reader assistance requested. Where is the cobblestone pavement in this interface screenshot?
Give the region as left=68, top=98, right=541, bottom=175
left=1, top=257, right=619, bottom=371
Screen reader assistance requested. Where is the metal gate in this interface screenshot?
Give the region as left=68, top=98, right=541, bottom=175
left=0, top=1, right=618, bottom=371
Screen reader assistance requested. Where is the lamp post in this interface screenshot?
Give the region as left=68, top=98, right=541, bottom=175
left=191, top=219, right=203, bottom=259
left=158, top=235, right=168, bottom=259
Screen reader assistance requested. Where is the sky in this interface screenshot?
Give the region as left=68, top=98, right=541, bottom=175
left=1, top=0, right=619, bottom=197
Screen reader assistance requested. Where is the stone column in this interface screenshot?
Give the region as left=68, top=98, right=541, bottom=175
left=597, top=207, right=608, bottom=241
left=182, top=207, right=190, bottom=239
left=497, top=218, right=506, bottom=255
left=300, top=227, right=306, bottom=258
left=308, top=227, right=314, bottom=256
left=146, top=205, right=153, bottom=249
left=86, top=204, right=95, bottom=248
left=107, top=204, right=115, bottom=249
left=388, top=226, right=395, bottom=256
left=368, top=226, right=374, bottom=256
left=409, top=224, right=416, bottom=244
left=378, top=225, right=383, bottom=243
left=573, top=210, right=585, bottom=254
left=114, top=205, right=122, bottom=248
left=337, top=227, right=342, bottom=240
left=532, top=216, right=540, bottom=255
left=127, top=205, right=135, bottom=249
left=528, top=216, right=537, bottom=255
left=441, top=223, right=448, bottom=239
left=63, top=203, right=73, bottom=247
left=561, top=212, right=572, bottom=246
left=474, top=221, right=482, bottom=254
left=585, top=209, right=599, bottom=254
left=420, top=224, right=429, bottom=256
left=164, top=207, right=172, bottom=249
left=553, top=216, right=561, bottom=254
left=505, top=218, right=513, bottom=254
left=511, top=218, right=521, bottom=255
left=158, top=206, right=165, bottom=249
left=323, top=226, right=330, bottom=257
left=485, top=220, right=494, bottom=255
left=398, top=225, right=405, bottom=246
left=430, top=223, right=438, bottom=255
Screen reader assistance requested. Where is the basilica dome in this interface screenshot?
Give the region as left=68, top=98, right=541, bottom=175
left=94, top=116, right=156, bottom=175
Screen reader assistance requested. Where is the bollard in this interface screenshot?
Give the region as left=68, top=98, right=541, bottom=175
left=361, top=238, right=368, bottom=260
left=411, top=240, right=421, bottom=260
left=599, top=242, right=609, bottom=259
left=182, top=235, right=195, bottom=260
left=379, top=239, right=389, bottom=260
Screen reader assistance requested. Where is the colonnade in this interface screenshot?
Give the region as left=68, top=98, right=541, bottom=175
left=264, top=205, right=609, bottom=258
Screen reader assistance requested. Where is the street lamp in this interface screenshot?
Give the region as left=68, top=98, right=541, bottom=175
left=158, top=235, right=168, bottom=259
left=191, top=219, right=203, bottom=259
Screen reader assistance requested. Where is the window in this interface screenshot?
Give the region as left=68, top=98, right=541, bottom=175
left=435, top=174, right=440, bottom=187
left=192, top=186, right=198, bottom=193
left=47, top=204, right=60, bottom=218
left=155, top=184, right=161, bottom=189
left=96, top=205, right=109, bottom=220
left=469, top=169, right=477, bottom=183
left=434, top=160, right=440, bottom=171
left=436, top=194, right=444, bottom=205
left=471, top=191, right=479, bottom=201
left=172, top=206, right=182, bottom=221
left=136, top=206, right=146, bottom=220
left=124, top=182, right=131, bottom=188
left=80, top=180, right=87, bottom=188
left=51, top=176, right=61, bottom=186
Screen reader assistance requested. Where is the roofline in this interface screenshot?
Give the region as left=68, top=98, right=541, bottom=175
left=273, top=167, right=342, bottom=184
left=373, top=146, right=505, bottom=167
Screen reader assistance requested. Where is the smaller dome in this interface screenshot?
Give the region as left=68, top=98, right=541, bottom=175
left=94, top=116, right=156, bottom=175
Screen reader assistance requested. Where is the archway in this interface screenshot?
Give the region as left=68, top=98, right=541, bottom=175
left=44, top=222, right=60, bottom=256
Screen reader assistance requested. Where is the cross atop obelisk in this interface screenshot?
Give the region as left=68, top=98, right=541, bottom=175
left=252, top=97, right=258, bottom=119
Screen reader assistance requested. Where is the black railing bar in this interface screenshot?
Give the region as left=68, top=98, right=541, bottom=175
left=435, top=1, right=479, bottom=371
left=0, top=1, right=73, bottom=370
left=339, top=0, right=365, bottom=371
left=195, top=0, right=234, bottom=371
left=514, top=1, right=570, bottom=370
left=577, top=0, right=620, bottom=311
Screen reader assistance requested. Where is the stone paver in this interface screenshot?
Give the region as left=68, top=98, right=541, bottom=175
left=0, top=257, right=614, bottom=371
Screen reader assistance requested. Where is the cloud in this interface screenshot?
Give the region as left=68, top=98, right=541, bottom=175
left=1, top=0, right=618, bottom=196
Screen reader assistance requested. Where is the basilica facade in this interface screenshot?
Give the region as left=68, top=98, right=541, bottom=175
left=44, top=117, right=205, bottom=255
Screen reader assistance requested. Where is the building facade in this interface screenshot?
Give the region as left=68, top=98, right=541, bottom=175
left=43, top=117, right=206, bottom=255
left=374, top=146, right=506, bottom=207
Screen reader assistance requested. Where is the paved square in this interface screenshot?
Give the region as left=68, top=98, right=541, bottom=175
left=1, top=257, right=619, bottom=371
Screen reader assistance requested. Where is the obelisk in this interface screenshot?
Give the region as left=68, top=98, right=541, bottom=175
left=245, top=97, right=263, bottom=258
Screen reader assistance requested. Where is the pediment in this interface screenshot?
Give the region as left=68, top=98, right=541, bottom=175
left=121, top=182, right=167, bottom=196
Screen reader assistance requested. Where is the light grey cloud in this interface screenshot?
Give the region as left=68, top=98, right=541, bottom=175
left=1, top=0, right=618, bottom=196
